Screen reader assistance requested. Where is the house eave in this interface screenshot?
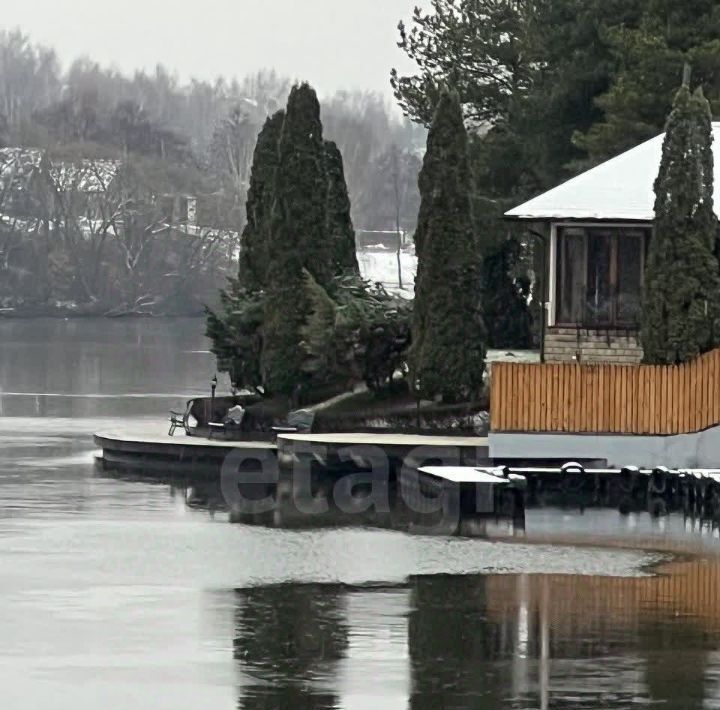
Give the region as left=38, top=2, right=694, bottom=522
left=503, top=213, right=655, bottom=224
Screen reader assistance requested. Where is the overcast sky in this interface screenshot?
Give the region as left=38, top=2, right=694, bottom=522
left=3, top=0, right=426, bottom=99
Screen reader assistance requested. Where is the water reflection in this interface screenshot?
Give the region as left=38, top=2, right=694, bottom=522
left=0, top=317, right=226, bottom=417
left=230, top=561, right=720, bottom=710
left=235, top=584, right=349, bottom=709
left=5, top=317, right=720, bottom=709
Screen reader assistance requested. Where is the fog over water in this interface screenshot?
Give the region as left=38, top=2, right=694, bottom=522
left=2, top=318, right=720, bottom=709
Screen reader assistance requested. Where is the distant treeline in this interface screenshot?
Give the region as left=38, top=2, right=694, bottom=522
left=0, top=29, right=424, bottom=314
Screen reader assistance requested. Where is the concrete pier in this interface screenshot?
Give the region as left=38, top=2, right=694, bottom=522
left=94, top=424, right=276, bottom=476
left=94, top=425, right=490, bottom=478
left=276, top=432, right=490, bottom=472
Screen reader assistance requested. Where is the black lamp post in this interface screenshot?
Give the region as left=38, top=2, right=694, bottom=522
left=414, top=377, right=421, bottom=431
left=211, top=374, right=218, bottom=421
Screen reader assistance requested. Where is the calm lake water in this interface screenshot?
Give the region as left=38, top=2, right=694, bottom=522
left=2, top=317, right=720, bottom=709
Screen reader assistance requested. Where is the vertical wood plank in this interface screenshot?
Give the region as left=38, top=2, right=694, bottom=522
left=624, top=366, right=631, bottom=433
left=569, top=363, right=580, bottom=431
left=610, top=365, right=620, bottom=433
left=707, top=352, right=712, bottom=428
left=682, top=363, right=689, bottom=433
left=649, top=365, right=657, bottom=435
left=500, top=363, right=508, bottom=431
left=523, top=364, right=535, bottom=431
left=679, top=362, right=685, bottom=433
left=634, top=366, right=641, bottom=433
left=538, top=364, right=544, bottom=431
left=550, top=364, right=559, bottom=430
left=531, top=363, right=539, bottom=432
left=510, top=364, right=516, bottom=431
left=691, top=358, right=697, bottom=432
left=700, top=355, right=705, bottom=430
left=499, top=363, right=507, bottom=432
left=594, top=366, right=601, bottom=432
left=517, top=364, right=524, bottom=432
left=593, top=365, right=607, bottom=432
left=593, top=365, right=600, bottom=432
left=609, top=365, right=616, bottom=433
left=500, top=364, right=505, bottom=431
left=697, top=356, right=703, bottom=431
left=671, top=365, right=679, bottom=435
left=530, top=364, right=537, bottom=432
left=492, top=364, right=499, bottom=431
left=633, top=366, right=645, bottom=434
left=584, top=366, right=590, bottom=434
left=710, top=350, right=720, bottom=426
left=493, top=364, right=502, bottom=431
left=638, top=366, right=645, bottom=434
left=574, top=364, right=585, bottom=431
left=647, top=366, right=654, bottom=434
left=546, top=364, right=553, bottom=431
left=697, top=355, right=710, bottom=431
left=643, top=366, right=650, bottom=435
left=662, top=365, right=669, bottom=434
left=657, top=366, right=664, bottom=434
left=538, top=365, right=548, bottom=431
left=618, top=366, right=626, bottom=434
left=542, top=364, right=549, bottom=432
left=586, top=365, right=591, bottom=433
left=687, top=361, right=694, bottom=433
left=493, top=364, right=500, bottom=432
left=504, top=364, right=511, bottom=431
left=621, top=365, right=628, bottom=433
left=668, top=365, right=674, bottom=434
left=663, top=364, right=669, bottom=435
left=555, top=363, right=564, bottom=431
left=600, top=365, right=605, bottom=432
left=564, top=363, right=570, bottom=431
left=523, top=364, right=531, bottom=431
left=646, top=366, right=653, bottom=434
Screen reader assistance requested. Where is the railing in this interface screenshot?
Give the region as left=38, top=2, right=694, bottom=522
left=491, top=348, right=720, bottom=435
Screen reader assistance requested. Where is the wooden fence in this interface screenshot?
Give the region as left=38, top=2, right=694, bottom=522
left=491, top=348, right=720, bottom=435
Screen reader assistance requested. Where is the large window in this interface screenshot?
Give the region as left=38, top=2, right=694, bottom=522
left=556, top=226, right=648, bottom=327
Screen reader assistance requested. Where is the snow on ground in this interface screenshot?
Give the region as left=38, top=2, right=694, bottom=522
left=357, top=249, right=417, bottom=299
left=356, top=247, right=540, bottom=363
left=487, top=349, right=540, bottom=364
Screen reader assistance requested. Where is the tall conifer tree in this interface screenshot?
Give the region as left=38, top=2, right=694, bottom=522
left=641, top=82, right=720, bottom=363
left=261, top=83, right=331, bottom=394
left=410, top=89, right=486, bottom=402
left=277, top=83, right=332, bottom=288
left=324, top=140, right=359, bottom=275
left=238, top=110, right=284, bottom=290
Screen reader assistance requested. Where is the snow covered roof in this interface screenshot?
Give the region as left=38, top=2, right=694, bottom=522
left=505, top=123, right=720, bottom=222
left=0, top=148, right=42, bottom=189
left=0, top=148, right=119, bottom=193
left=51, top=160, right=119, bottom=193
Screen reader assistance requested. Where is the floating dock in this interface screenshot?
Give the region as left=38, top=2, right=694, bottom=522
left=412, top=466, right=527, bottom=515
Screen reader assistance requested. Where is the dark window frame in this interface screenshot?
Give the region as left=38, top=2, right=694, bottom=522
left=555, top=225, right=648, bottom=329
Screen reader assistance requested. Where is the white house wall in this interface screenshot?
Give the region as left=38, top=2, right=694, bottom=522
left=490, top=428, right=720, bottom=469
